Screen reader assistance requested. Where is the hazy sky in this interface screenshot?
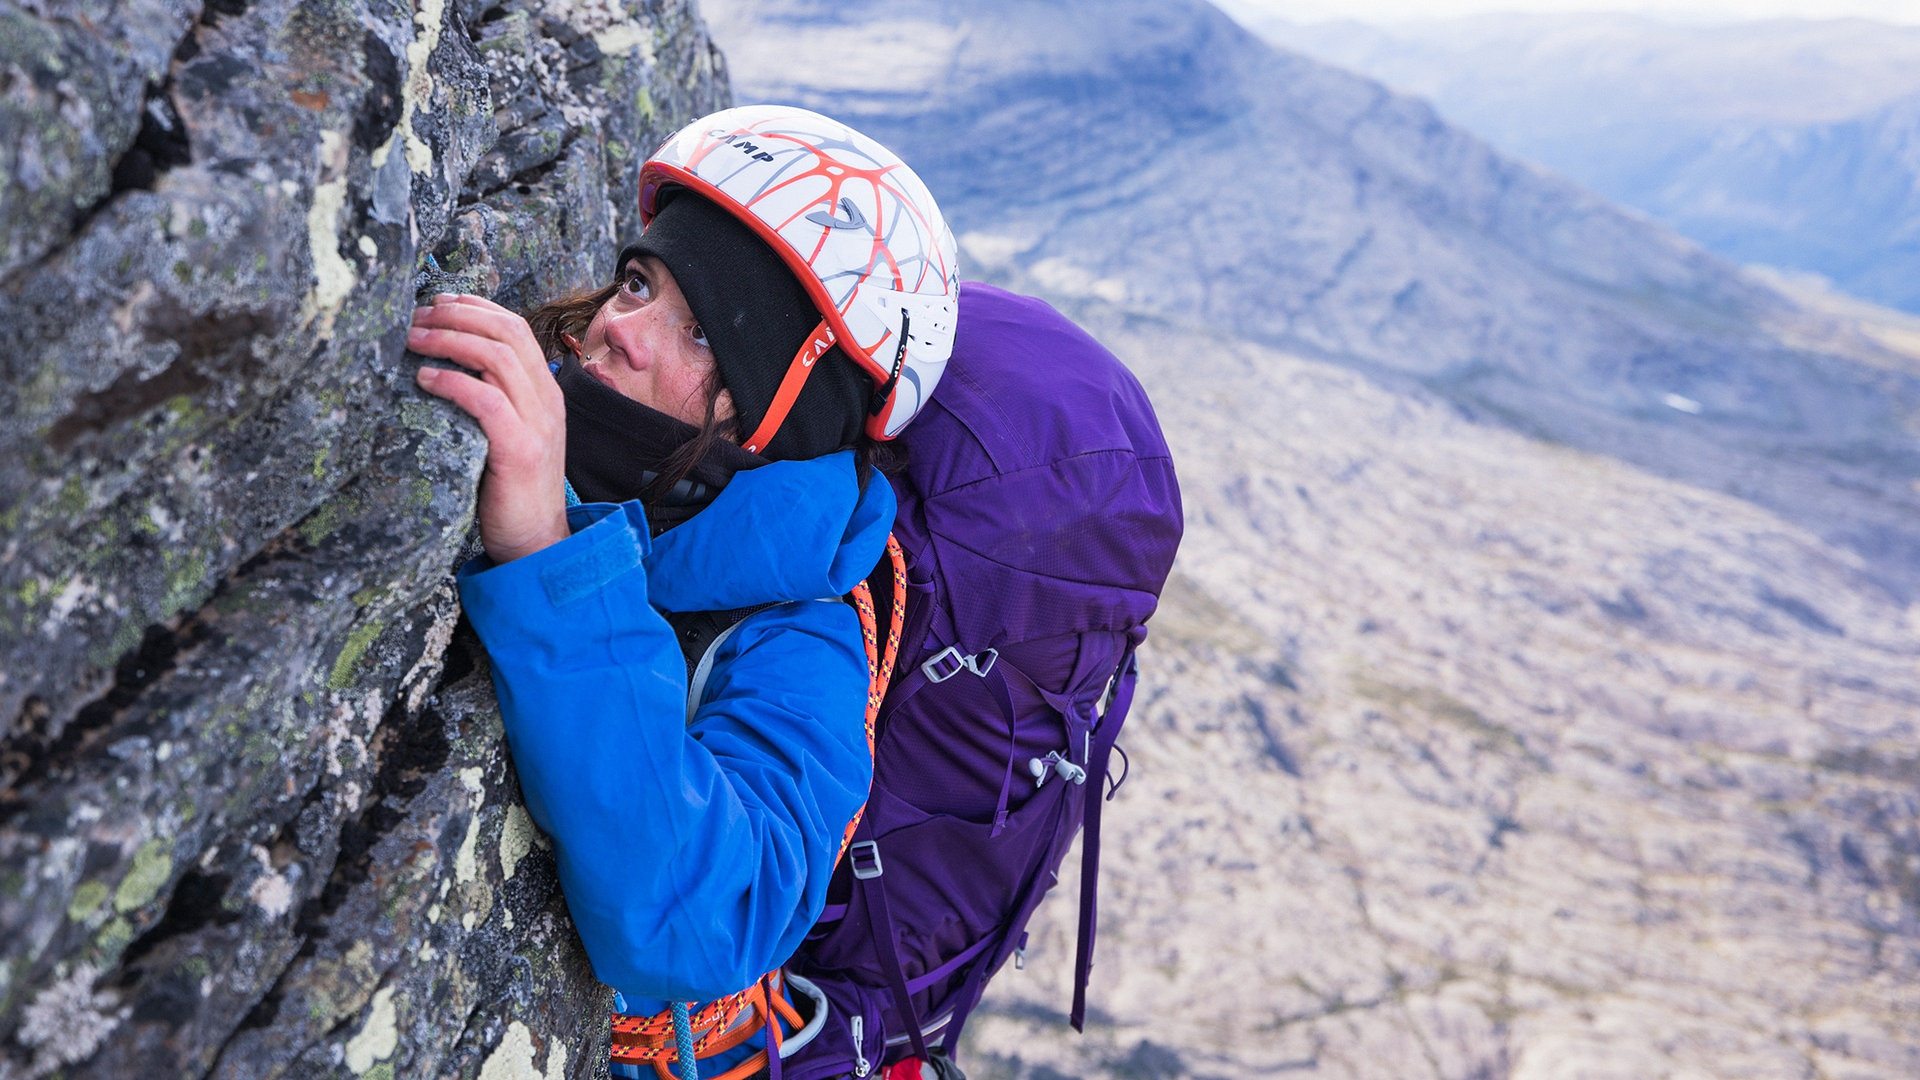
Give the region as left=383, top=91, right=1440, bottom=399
left=1230, top=0, right=1920, bottom=23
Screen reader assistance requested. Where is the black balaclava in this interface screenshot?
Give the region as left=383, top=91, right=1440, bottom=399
left=629, top=190, right=869, bottom=463
left=556, top=354, right=766, bottom=532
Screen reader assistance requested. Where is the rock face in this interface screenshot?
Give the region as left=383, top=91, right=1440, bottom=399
left=0, top=0, right=725, bottom=1075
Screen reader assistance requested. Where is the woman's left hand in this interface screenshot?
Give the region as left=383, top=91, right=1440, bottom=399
left=408, top=294, right=571, bottom=564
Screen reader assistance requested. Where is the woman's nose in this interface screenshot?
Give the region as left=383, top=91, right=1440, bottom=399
left=601, top=305, right=665, bottom=368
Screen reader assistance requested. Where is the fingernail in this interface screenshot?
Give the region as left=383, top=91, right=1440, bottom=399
left=408, top=326, right=427, bottom=339
left=416, top=365, right=438, bottom=381
left=413, top=306, right=432, bottom=318
left=434, top=292, right=457, bottom=303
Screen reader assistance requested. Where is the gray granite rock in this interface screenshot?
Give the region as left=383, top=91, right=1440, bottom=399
left=0, top=0, right=726, bottom=1075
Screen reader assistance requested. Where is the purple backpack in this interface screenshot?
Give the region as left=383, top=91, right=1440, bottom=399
left=782, top=283, right=1183, bottom=1078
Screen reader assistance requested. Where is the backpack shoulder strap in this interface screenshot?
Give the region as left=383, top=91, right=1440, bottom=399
left=668, top=534, right=910, bottom=734
left=684, top=608, right=767, bottom=723
left=666, top=604, right=777, bottom=681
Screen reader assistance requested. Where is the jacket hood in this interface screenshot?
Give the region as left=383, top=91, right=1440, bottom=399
left=643, top=450, right=895, bottom=613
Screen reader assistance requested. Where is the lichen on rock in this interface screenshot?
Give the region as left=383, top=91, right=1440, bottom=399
left=0, top=0, right=730, bottom=1075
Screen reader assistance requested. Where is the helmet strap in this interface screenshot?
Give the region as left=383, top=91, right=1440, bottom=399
left=742, top=319, right=837, bottom=455
left=868, top=310, right=912, bottom=417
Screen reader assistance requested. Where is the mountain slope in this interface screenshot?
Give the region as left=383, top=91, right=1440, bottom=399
left=969, top=309, right=1920, bottom=1080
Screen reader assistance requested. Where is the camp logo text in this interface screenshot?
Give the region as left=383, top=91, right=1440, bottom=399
left=708, top=130, right=776, bottom=162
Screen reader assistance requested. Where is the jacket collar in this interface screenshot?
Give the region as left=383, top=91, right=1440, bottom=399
left=643, top=450, right=895, bottom=613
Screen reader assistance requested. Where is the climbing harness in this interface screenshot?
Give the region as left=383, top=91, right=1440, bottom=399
left=610, top=970, right=802, bottom=1080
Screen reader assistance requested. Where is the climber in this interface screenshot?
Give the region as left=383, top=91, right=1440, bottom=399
left=405, top=105, right=958, bottom=1080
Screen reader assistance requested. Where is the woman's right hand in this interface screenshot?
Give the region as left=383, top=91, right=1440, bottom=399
left=409, top=294, right=571, bottom=564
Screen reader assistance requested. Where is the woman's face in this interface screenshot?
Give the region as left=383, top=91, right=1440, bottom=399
left=579, top=254, right=736, bottom=428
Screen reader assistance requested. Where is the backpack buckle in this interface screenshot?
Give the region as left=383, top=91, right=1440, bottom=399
left=849, top=840, right=884, bottom=880
left=921, top=646, right=998, bottom=683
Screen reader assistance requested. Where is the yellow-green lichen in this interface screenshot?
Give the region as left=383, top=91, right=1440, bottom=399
left=91, top=618, right=143, bottom=670
left=298, top=492, right=361, bottom=547
left=164, top=394, right=203, bottom=425
left=115, top=838, right=173, bottom=912
left=22, top=357, right=64, bottom=419
left=328, top=619, right=387, bottom=689
left=244, top=729, right=283, bottom=766
left=67, top=880, right=110, bottom=922
left=56, top=475, right=87, bottom=515
left=159, top=551, right=209, bottom=616
left=93, top=915, right=135, bottom=962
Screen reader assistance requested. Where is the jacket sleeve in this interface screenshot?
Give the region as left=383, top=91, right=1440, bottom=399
left=455, top=501, right=872, bottom=1002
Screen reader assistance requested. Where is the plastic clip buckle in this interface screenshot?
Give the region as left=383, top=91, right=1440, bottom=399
left=921, top=646, right=999, bottom=683
left=922, top=646, right=969, bottom=683
left=849, top=840, right=884, bottom=880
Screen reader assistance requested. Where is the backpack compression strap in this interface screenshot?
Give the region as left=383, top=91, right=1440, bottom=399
left=612, top=536, right=909, bottom=1080
left=1070, top=635, right=1141, bottom=1032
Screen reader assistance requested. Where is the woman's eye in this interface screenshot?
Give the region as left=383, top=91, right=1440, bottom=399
left=622, top=271, right=651, bottom=301
left=690, top=324, right=709, bottom=348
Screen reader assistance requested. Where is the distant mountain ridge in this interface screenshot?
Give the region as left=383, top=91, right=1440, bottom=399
left=1648, top=90, right=1920, bottom=312
left=1236, top=11, right=1920, bottom=315
left=704, top=0, right=1920, bottom=597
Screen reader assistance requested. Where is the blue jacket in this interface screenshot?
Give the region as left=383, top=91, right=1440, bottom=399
left=457, top=451, right=889, bottom=1007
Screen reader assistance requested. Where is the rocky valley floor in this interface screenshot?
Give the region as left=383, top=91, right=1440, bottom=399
left=961, top=312, right=1920, bottom=1080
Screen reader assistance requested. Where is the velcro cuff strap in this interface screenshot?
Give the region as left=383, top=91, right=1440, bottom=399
left=541, top=519, right=643, bottom=607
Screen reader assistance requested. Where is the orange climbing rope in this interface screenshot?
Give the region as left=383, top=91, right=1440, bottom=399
left=610, top=535, right=908, bottom=1079
left=840, top=533, right=906, bottom=854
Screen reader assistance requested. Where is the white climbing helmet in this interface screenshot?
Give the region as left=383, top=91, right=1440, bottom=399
left=639, top=104, right=960, bottom=449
